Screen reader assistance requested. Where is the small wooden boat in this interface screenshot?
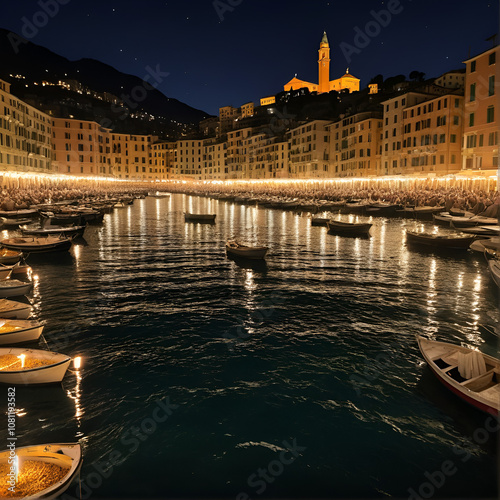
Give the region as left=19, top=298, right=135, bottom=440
left=406, top=231, right=475, bottom=250
left=327, top=220, right=372, bottom=236
left=0, top=319, right=43, bottom=344
left=0, top=248, right=23, bottom=265
left=226, top=241, right=268, bottom=260
left=487, top=258, right=500, bottom=288
left=450, top=216, right=499, bottom=228
left=364, top=203, right=400, bottom=217
left=0, top=347, right=71, bottom=384
left=310, top=217, right=331, bottom=227
left=0, top=298, right=32, bottom=319
left=1, top=236, right=73, bottom=253
left=417, top=336, right=500, bottom=415
left=0, top=443, right=82, bottom=499
left=0, top=279, right=33, bottom=298
left=413, top=206, right=445, bottom=221
left=0, top=217, right=33, bottom=228
left=20, top=223, right=86, bottom=238
left=184, top=213, right=216, bottom=223
left=0, top=209, right=39, bottom=218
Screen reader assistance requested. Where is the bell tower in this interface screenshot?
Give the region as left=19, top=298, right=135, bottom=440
left=318, top=31, right=330, bottom=94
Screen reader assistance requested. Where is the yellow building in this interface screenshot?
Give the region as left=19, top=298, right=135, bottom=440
left=288, top=120, right=331, bottom=178
left=260, top=96, right=276, bottom=106
left=0, top=79, right=52, bottom=174
left=245, top=132, right=289, bottom=179
left=328, top=112, right=382, bottom=177
left=203, top=138, right=227, bottom=180
left=51, top=118, right=112, bottom=176
left=284, top=33, right=360, bottom=94
left=462, top=45, right=499, bottom=172
left=241, top=102, right=254, bottom=118
left=173, top=140, right=204, bottom=180
left=401, top=94, right=464, bottom=175
left=151, top=141, right=176, bottom=180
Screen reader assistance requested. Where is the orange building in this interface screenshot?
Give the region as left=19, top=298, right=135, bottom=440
left=284, top=32, right=360, bottom=94
left=462, top=45, right=499, bottom=172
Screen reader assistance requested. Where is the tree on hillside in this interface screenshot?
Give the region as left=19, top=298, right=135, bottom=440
left=409, top=70, right=426, bottom=82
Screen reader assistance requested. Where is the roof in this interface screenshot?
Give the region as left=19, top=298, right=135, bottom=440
left=321, top=31, right=329, bottom=45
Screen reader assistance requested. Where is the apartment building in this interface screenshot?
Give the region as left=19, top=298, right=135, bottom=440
left=401, top=93, right=464, bottom=175
left=0, top=79, right=52, bottom=174
left=328, top=112, right=382, bottom=177
left=173, top=139, right=204, bottom=180
left=288, top=120, right=331, bottom=178
left=203, top=138, right=227, bottom=180
left=151, top=141, right=176, bottom=180
left=245, top=132, right=289, bottom=179
left=462, top=45, right=499, bottom=172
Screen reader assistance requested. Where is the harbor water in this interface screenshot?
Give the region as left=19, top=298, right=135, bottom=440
left=2, top=194, right=499, bottom=499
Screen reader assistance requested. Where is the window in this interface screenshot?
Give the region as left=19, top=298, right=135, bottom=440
left=487, top=106, right=494, bottom=123
left=479, top=134, right=483, bottom=147
left=470, top=60, right=476, bottom=72
left=454, top=99, right=460, bottom=108
left=470, top=83, right=476, bottom=101
left=450, top=134, right=456, bottom=143
left=469, top=113, right=475, bottom=127
left=466, top=135, right=477, bottom=148
left=489, top=76, right=495, bottom=96
left=453, top=116, right=459, bottom=126
left=489, top=52, right=496, bottom=65
left=451, top=155, right=456, bottom=164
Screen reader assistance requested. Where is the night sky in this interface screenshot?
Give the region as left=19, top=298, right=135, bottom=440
left=1, top=0, right=498, bottom=115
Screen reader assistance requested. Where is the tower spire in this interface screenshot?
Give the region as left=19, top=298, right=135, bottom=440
left=318, top=31, right=331, bottom=93
left=321, top=31, right=329, bottom=45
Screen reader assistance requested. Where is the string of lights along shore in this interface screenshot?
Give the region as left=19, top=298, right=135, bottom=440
left=0, top=24, right=498, bottom=187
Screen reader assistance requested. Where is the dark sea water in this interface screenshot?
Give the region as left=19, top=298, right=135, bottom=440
left=2, top=194, right=499, bottom=499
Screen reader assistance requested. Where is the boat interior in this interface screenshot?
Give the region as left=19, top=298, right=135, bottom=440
left=432, top=351, right=500, bottom=398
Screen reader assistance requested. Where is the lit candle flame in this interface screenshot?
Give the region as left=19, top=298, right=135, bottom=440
left=73, top=356, right=82, bottom=370
left=17, top=354, right=25, bottom=368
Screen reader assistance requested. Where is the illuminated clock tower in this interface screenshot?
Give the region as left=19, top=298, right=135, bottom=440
left=318, top=31, right=331, bottom=94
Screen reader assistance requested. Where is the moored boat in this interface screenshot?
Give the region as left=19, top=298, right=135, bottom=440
left=417, top=335, right=500, bottom=415
left=0, top=443, right=82, bottom=499
left=0, top=279, right=33, bottom=298
left=0, top=318, right=43, bottom=344
left=0, top=249, right=22, bottom=265
left=0, top=298, right=32, bottom=319
left=327, top=220, right=372, bottom=236
left=0, top=347, right=71, bottom=384
left=310, top=217, right=331, bottom=227
left=0, top=217, right=33, bottom=228
left=1, top=236, right=73, bottom=253
left=0, top=268, right=11, bottom=281
left=226, top=241, right=268, bottom=260
left=487, top=258, right=500, bottom=288
left=406, top=231, right=475, bottom=250
left=184, top=213, right=216, bottom=223
left=20, top=223, right=86, bottom=239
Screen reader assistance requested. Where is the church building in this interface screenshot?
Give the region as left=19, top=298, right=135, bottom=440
left=284, top=32, right=360, bottom=94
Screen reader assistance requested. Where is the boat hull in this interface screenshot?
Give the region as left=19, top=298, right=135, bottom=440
left=0, top=299, right=32, bottom=319
left=1, top=237, right=73, bottom=253
left=0, top=443, right=82, bottom=500
left=406, top=231, right=475, bottom=249
left=226, top=245, right=268, bottom=260
left=417, top=336, right=500, bottom=415
left=184, top=213, right=216, bottom=223
left=0, top=347, right=71, bottom=384
left=0, top=321, right=43, bottom=345
left=0, top=280, right=33, bottom=298
left=327, top=221, right=372, bottom=235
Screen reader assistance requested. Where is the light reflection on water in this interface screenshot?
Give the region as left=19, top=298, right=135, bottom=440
left=1, top=193, right=498, bottom=499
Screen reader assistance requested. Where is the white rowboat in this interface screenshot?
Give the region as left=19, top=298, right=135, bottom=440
left=0, top=299, right=32, bottom=319
left=0, top=443, right=82, bottom=499
left=417, top=336, right=500, bottom=415
left=0, top=347, right=71, bottom=384
left=0, top=279, right=33, bottom=298
left=226, top=241, right=268, bottom=260
left=0, top=319, right=43, bottom=345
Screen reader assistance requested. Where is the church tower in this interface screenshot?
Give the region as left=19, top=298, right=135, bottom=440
left=318, top=31, right=331, bottom=94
